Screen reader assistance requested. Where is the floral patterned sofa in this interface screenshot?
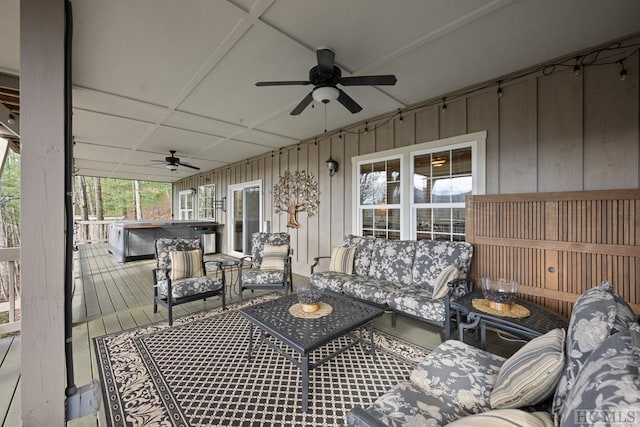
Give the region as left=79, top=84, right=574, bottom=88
left=310, top=235, right=473, bottom=339
left=346, top=282, right=640, bottom=427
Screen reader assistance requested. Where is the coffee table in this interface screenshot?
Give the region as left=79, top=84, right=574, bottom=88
left=451, top=290, right=568, bottom=350
left=239, top=292, right=385, bottom=411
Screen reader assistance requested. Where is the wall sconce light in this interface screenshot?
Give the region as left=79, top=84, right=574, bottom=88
left=190, top=188, right=197, bottom=195
left=326, top=156, right=339, bottom=177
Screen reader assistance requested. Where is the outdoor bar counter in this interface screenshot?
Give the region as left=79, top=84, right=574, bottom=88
left=108, top=220, right=222, bottom=262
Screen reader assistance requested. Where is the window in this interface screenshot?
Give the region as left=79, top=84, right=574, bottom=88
left=178, top=190, right=194, bottom=220
left=358, top=157, right=402, bottom=239
left=197, top=184, right=216, bottom=220
left=354, top=131, right=485, bottom=241
left=413, top=146, right=472, bottom=241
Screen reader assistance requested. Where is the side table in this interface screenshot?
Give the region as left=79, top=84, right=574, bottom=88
left=450, top=290, right=569, bottom=350
left=207, top=258, right=242, bottom=300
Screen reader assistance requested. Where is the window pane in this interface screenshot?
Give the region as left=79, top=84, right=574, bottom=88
left=431, top=176, right=472, bottom=203
left=360, top=170, right=386, bottom=205
left=387, top=182, right=400, bottom=204
left=388, top=231, right=400, bottom=240
left=388, top=209, right=400, bottom=230
left=362, top=210, right=373, bottom=228
left=451, top=147, right=472, bottom=175
left=431, top=151, right=450, bottom=177
left=416, top=208, right=431, bottom=233
left=453, top=208, right=466, bottom=234
left=387, top=159, right=400, bottom=182
left=433, top=208, right=451, bottom=233
left=374, top=209, right=387, bottom=229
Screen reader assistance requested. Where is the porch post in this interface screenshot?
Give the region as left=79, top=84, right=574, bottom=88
left=20, top=0, right=66, bottom=425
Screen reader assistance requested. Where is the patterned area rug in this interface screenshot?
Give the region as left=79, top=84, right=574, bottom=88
left=94, top=295, right=429, bottom=426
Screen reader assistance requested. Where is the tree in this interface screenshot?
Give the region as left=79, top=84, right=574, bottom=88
left=133, top=180, right=142, bottom=220
left=273, top=170, right=319, bottom=228
left=94, top=177, right=104, bottom=221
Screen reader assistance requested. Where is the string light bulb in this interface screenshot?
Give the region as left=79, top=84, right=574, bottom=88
left=364, top=122, right=369, bottom=133
left=619, top=60, right=628, bottom=81
left=7, top=113, right=15, bottom=125
left=497, top=81, right=503, bottom=98
left=398, top=108, right=404, bottom=123
left=441, top=98, right=447, bottom=112
left=573, top=57, right=581, bottom=76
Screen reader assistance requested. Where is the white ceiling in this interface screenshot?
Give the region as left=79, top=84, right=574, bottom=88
left=1, top=0, right=640, bottom=182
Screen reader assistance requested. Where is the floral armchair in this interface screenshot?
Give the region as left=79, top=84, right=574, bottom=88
left=238, top=232, right=292, bottom=302
left=152, top=237, right=226, bottom=325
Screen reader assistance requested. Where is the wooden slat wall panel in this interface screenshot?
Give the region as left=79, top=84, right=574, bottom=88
left=467, top=190, right=640, bottom=317
left=170, top=35, right=640, bottom=280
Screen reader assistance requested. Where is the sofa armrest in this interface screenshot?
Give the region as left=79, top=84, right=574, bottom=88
left=310, top=256, right=331, bottom=274
left=346, top=407, right=389, bottom=427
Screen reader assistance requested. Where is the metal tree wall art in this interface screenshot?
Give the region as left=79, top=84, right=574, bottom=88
left=273, top=170, right=319, bottom=228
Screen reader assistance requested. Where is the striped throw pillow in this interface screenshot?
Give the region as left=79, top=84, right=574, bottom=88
left=446, top=409, right=554, bottom=427
left=169, top=249, right=204, bottom=281
left=431, top=264, right=461, bottom=299
left=260, top=245, right=289, bottom=270
left=329, top=246, right=356, bottom=274
left=490, top=328, right=566, bottom=409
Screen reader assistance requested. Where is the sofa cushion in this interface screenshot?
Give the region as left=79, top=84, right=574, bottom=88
left=491, top=328, right=566, bottom=409
left=410, top=340, right=505, bottom=419
left=432, top=264, right=462, bottom=299
left=157, top=275, right=223, bottom=299
left=169, top=249, right=204, bottom=281
left=361, top=381, right=455, bottom=427
left=446, top=410, right=554, bottom=427
left=344, top=235, right=377, bottom=276
left=559, top=324, right=640, bottom=427
left=310, top=271, right=351, bottom=293
left=328, top=246, right=356, bottom=274
left=552, top=282, right=637, bottom=414
left=387, top=288, right=448, bottom=323
left=242, top=268, right=285, bottom=285
left=368, top=239, right=416, bottom=285
left=260, top=244, right=288, bottom=270
left=411, top=240, right=473, bottom=290
left=342, top=275, right=403, bottom=305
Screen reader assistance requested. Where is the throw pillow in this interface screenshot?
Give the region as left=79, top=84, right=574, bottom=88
left=260, top=244, right=289, bottom=270
left=490, top=328, right=566, bottom=409
left=169, top=249, right=204, bottom=281
left=328, top=246, right=356, bottom=274
left=432, top=264, right=461, bottom=299
left=446, top=409, right=554, bottom=427
left=558, top=324, right=640, bottom=427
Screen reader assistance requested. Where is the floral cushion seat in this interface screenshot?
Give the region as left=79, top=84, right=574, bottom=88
left=342, top=275, right=404, bottom=306
left=241, top=268, right=286, bottom=285
left=349, top=340, right=505, bottom=427
left=309, top=271, right=352, bottom=293
left=157, top=275, right=223, bottom=299
left=387, top=288, right=448, bottom=323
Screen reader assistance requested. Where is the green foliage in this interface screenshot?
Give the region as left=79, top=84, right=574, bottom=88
left=0, top=151, right=21, bottom=247
left=99, top=178, right=171, bottom=219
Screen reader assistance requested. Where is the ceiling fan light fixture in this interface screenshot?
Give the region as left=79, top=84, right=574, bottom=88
left=166, top=163, right=178, bottom=171
left=312, top=86, right=339, bottom=104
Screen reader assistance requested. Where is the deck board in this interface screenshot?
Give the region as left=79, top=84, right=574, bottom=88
left=0, top=335, right=20, bottom=426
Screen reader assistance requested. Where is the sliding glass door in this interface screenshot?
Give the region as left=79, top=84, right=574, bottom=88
left=228, top=180, right=262, bottom=257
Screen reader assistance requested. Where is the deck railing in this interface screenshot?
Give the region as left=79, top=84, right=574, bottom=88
left=0, top=247, right=20, bottom=335
left=74, top=220, right=113, bottom=245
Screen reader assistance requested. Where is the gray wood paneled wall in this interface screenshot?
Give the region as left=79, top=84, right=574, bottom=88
left=174, top=36, right=640, bottom=276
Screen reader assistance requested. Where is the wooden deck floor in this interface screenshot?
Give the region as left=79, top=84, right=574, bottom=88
left=0, top=243, right=518, bottom=426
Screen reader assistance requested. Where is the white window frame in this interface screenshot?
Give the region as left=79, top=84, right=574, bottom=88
left=227, top=180, right=263, bottom=258
left=352, top=131, right=486, bottom=240
left=197, top=183, right=216, bottom=220
left=178, top=189, right=195, bottom=220
left=355, top=154, right=405, bottom=239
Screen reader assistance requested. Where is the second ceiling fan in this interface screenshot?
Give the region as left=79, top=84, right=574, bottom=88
left=256, top=48, right=397, bottom=115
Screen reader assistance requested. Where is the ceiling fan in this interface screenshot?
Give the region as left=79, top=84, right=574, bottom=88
left=151, top=150, right=200, bottom=171
left=256, top=48, right=397, bottom=115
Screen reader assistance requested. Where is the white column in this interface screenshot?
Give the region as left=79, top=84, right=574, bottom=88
left=20, top=0, right=66, bottom=425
